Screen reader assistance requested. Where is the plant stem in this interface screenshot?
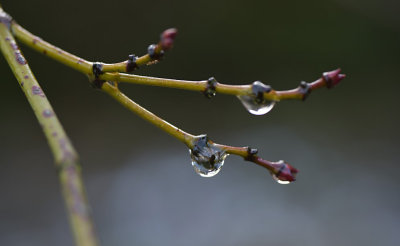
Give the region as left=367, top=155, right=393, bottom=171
left=10, top=22, right=345, bottom=102
left=11, top=23, right=93, bottom=74
left=101, top=82, right=196, bottom=147
left=100, top=72, right=251, bottom=96
left=0, top=8, right=99, bottom=246
left=4, top=8, right=345, bottom=187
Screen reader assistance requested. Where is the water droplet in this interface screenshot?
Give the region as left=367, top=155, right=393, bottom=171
left=238, top=81, right=275, bottom=115
left=269, top=160, right=297, bottom=184
left=189, top=135, right=229, bottom=177
left=237, top=95, right=275, bottom=115
left=272, top=175, right=291, bottom=184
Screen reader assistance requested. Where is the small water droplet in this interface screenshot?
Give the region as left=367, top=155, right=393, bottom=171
left=272, top=175, right=291, bottom=184
left=189, top=135, right=229, bottom=177
left=269, top=160, right=297, bottom=184
left=237, top=95, right=275, bottom=115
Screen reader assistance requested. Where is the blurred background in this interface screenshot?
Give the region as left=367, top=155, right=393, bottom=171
left=0, top=0, right=399, bottom=245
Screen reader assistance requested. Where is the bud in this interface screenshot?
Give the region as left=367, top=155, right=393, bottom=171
left=323, top=68, right=346, bottom=88
left=160, top=28, right=178, bottom=51
left=269, top=160, right=298, bottom=183
left=252, top=157, right=298, bottom=184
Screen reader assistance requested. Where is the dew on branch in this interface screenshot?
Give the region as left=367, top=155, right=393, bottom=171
left=189, top=135, right=229, bottom=177
left=238, top=81, right=276, bottom=115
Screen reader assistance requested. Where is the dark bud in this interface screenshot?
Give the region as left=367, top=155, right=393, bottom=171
left=126, top=54, right=137, bottom=72
left=299, top=81, right=311, bottom=100
left=160, top=28, right=178, bottom=51
left=251, top=81, right=272, bottom=104
left=92, top=62, right=103, bottom=78
left=245, top=147, right=258, bottom=161
left=323, top=68, right=346, bottom=89
left=247, top=147, right=258, bottom=156
left=204, top=77, right=218, bottom=98
left=148, top=44, right=164, bottom=59
left=90, top=79, right=105, bottom=89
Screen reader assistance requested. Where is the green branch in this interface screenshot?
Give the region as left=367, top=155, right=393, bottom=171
left=0, top=6, right=99, bottom=246
left=11, top=22, right=345, bottom=102
left=6, top=10, right=345, bottom=184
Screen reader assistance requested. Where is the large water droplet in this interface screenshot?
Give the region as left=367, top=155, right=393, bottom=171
left=237, top=95, right=275, bottom=115
left=189, top=135, right=229, bottom=177
left=238, top=81, right=276, bottom=115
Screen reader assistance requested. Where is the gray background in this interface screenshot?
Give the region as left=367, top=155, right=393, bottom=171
left=0, top=0, right=399, bottom=245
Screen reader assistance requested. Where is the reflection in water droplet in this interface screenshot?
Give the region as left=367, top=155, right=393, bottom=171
left=189, top=135, right=229, bottom=177
left=237, top=95, right=275, bottom=115
left=272, top=175, right=291, bottom=184
left=269, top=160, right=297, bottom=184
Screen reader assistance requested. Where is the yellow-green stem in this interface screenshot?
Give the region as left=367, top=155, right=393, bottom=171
left=11, top=23, right=93, bottom=74
left=10, top=21, right=328, bottom=102
left=100, top=72, right=252, bottom=96
left=101, top=82, right=196, bottom=147
left=0, top=8, right=99, bottom=246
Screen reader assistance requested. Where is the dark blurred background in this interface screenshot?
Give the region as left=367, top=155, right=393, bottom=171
left=0, top=0, right=399, bottom=245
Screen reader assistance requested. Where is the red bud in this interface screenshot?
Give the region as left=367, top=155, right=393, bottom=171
left=160, top=28, right=178, bottom=51
left=269, top=160, right=298, bottom=183
left=252, top=157, right=298, bottom=184
left=323, top=68, right=346, bottom=88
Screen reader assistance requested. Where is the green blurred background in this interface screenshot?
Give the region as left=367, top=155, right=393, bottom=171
left=1, top=0, right=399, bottom=245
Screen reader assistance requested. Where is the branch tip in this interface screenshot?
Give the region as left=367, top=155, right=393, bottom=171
left=253, top=157, right=298, bottom=183
left=160, top=28, right=178, bottom=51
left=323, top=68, right=346, bottom=88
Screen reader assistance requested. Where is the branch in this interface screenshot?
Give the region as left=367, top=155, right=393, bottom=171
left=6, top=9, right=346, bottom=184
left=0, top=7, right=99, bottom=246
left=101, top=28, right=178, bottom=73
left=100, top=82, right=195, bottom=146
left=10, top=22, right=345, bottom=109
left=99, top=68, right=346, bottom=102
left=11, top=23, right=178, bottom=74
left=100, top=82, right=297, bottom=182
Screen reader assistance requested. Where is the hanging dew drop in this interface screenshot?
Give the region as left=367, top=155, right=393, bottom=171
left=269, top=160, right=297, bottom=184
left=189, top=135, right=229, bottom=177
left=238, top=81, right=276, bottom=115
left=237, top=95, right=275, bottom=115
left=272, top=175, right=291, bottom=184
left=190, top=150, right=226, bottom=177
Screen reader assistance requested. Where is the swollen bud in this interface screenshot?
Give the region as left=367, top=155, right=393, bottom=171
left=323, top=68, right=346, bottom=88
left=251, top=156, right=298, bottom=184
left=160, top=28, right=178, bottom=51
left=269, top=160, right=298, bottom=184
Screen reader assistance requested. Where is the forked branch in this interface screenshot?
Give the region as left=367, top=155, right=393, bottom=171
left=6, top=13, right=346, bottom=183
left=1, top=5, right=347, bottom=245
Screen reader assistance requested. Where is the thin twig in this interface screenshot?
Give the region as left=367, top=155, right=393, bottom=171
left=11, top=22, right=345, bottom=102
left=101, top=82, right=195, bottom=147
left=0, top=7, right=99, bottom=246
left=6, top=9, right=345, bottom=184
